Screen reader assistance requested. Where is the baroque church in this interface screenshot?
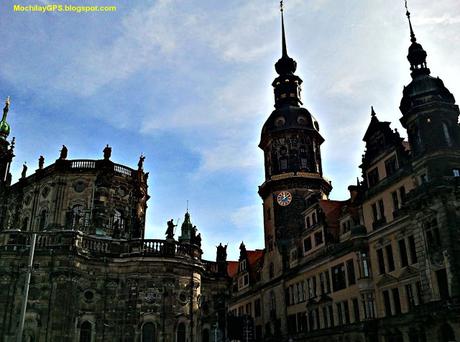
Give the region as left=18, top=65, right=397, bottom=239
left=1, top=2, right=460, bottom=342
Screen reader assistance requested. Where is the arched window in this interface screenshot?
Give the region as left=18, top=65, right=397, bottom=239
left=202, top=328, right=209, bottom=342
left=72, top=205, right=84, bottom=228
left=442, top=122, right=453, bottom=147
left=80, top=321, right=92, bottom=342
left=38, top=209, right=47, bottom=231
left=142, top=322, right=156, bottom=342
left=177, top=322, right=186, bottom=342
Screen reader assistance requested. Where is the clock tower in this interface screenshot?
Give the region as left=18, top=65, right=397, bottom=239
left=258, top=4, right=332, bottom=262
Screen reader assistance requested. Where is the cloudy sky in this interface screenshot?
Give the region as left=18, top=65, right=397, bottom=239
left=1, top=0, right=459, bottom=260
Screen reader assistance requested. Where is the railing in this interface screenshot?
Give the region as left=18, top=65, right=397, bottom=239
left=71, top=160, right=96, bottom=169
left=0, top=231, right=203, bottom=261
left=114, top=164, right=133, bottom=176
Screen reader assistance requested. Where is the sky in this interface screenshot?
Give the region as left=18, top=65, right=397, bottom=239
left=1, top=0, right=459, bottom=260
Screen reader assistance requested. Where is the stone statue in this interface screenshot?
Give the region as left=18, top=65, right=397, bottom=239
left=60, top=145, right=68, bottom=160
left=165, top=219, right=176, bottom=239
left=216, top=243, right=227, bottom=262
left=195, top=233, right=202, bottom=247
left=21, top=163, right=27, bottom=179
left=103, top=144, right=112, bottom=160
left=138, top=154, right=145, bottom=171
left=38, top=155, right=44, bottom=170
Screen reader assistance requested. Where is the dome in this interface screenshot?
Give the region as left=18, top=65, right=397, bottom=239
left=408, top=42, right=427, bottom=67
left=400, top=74, right=455, bottom=115
left=0, top=119, right=10, bottom=140
left=260, top=105, right=320, bottom=142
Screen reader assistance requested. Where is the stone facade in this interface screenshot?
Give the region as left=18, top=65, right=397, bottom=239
left=227, top=7, right=460, bottom=342
left=0, top=123, right=228, bottom=341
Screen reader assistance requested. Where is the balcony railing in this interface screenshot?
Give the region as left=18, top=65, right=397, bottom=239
left=0, top=230, right=202, bottom=260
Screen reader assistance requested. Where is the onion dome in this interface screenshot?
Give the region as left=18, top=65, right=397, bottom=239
left=0, top=97, right=11, bottom=140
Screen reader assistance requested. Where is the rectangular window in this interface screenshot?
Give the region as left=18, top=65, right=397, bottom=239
left=391, top=191, right=399, bottom=211
left=392, top=288, right=401, bottom=315
left=453, top=168, right=460, bottom=177
left=368, top=168, right=380, bottom=187
left=377, top=249, right=386, bottom=274
left=332, top=264, right=347, bottom=292
left=352, top=298, right=360, bottom=322
left=399, top=186, right=406, bottom=203
left=343, top=301, right=350, bottom=324
left=322, top=307, right=329, bottom=328
left=372, top=203, right=378, bottom=222
left=398, top=239, right=409, bottom=267
left=336, top=303, right=343, bottom=326
left=255, top=299, right=261, bottom=317
left=408, top=235, right=418, bottom=264
left=406, top=284, right=415, bottom=309
left=360, top=252, right=370, bottom=278
left=436, top=269, right=450, bottom=300
left=382, top=290, right=392, bottom=317
left=325, top=271, right=331, bottom=293
left=319, top=272, right=325, bottom=295
left=378, top=199, right=385, bottom=220
left=314, top=231, right=323, bottom=246
left=303, top=236, right=312, bottom=253
left=346, top=259, right=356, bottom=286
left=385, top=156, right=397, bottom=177
left=385, top=244, right=395, bottom=272
left=328, top=304, right=334, bottom=327
left=362, top=293, right=376, bottom=319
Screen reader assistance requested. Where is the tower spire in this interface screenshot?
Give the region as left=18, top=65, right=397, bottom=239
left=280, top=1, right=288, bottom=57
left=404, top=0, right=416, bottom=43
left=403, top=0, right=430, bottom=78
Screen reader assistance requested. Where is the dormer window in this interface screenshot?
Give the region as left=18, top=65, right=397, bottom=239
left=240, top=259, right=247, bottom=272
left=385, top=157, right=397, bottom=177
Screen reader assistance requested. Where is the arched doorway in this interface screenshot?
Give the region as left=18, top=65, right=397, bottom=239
left=177, top=322, right=186, bottom=342
left=80, top=321, right=92, bottom=342
left=142, top=322, right=156, bottom=342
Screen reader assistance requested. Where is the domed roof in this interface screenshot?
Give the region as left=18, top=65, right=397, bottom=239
left=0, top=120, right=10, bottom=140
left=0, top=97, right=11, bottom=140
left=261, top=105, right=320, bottom=142
left=400, top=74, right=455, bottom=115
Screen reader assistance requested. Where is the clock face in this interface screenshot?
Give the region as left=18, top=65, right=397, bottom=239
left=277, top=191, right=292, bottom=206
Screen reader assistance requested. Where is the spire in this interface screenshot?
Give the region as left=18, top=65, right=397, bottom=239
left=274, top=1, right=297, bottom=75
left=0, top=97, right=11, bottom=140
left=371, top=106, right=376, bottom=117
left=403, top=0, right=430, bottom=78
left=280, top=1, right=288, bottom=57
left=405, top=0, right=416, bottom=43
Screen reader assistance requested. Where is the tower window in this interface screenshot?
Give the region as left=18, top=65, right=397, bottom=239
left=453, top=169, right=460, bottom=177
left=442, top=122, right=453, bottom=146
left=38, top=209, right=47, bottom=231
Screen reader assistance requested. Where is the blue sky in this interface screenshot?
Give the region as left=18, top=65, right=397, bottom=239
left=1, top=0, right=459, bottom=260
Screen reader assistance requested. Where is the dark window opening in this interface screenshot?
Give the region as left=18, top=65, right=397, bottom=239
left=399, top=239, right=409, bottom=268
left=332, top=264, right=346, bottom=292
left=346, top=259, right=356, bottom=286
left=383, top=290, right=392, bottom=317
left=392, top=288, right=401, bottom=315
left=385, top=157, right=397, bottom=177
left=386, top=245, right=395, bottom=272
left=368, top=168, right=380, bottom=187
left=80, top=321, right=92, bottom=342
left=436, top=269, right=450, bottom=300
left=377, top=249, right=386, bottom=274
left=408, top=236, right=418, bottom=264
